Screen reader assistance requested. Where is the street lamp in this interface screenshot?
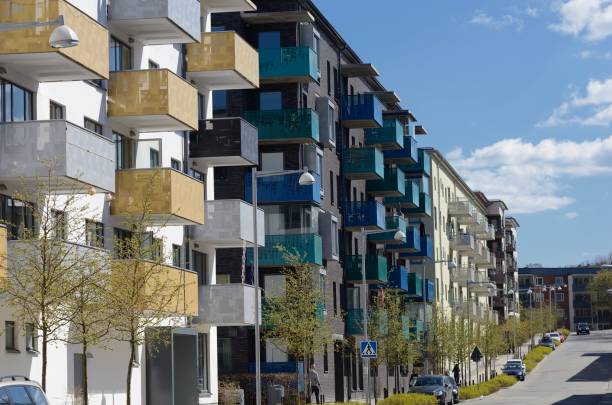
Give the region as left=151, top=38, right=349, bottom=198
left=251, top=167, right=316, bottom=405
left=0, top=15, right=79, bottom=49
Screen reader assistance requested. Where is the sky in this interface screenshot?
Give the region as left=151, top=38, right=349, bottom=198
left=314, top=0, right=612, bottom=267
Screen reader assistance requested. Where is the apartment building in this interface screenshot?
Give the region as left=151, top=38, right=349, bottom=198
left=426, top=150, right=498, bottom=325
left=0, top=0, right=261, bottom=404
left=519, top=267, right=611, bottom=331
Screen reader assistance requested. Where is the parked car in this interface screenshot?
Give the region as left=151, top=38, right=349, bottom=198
left=506, top=358, right=526, bottom=373
left=447, top=375, right=459, bottom=403
left=502, top=362, right=526, bottom=381
left=546, top=332, right=562, bottom=343
left=410, top=375, right=456, bottom=404
left=539, top=336, right=556, bottom=350
left=0, top=376, right=48, bottom=405
left=577, top=323, right=590, bottom=335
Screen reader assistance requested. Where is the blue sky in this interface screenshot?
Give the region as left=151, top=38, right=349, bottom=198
left=314, top=0, right=612, bottom=266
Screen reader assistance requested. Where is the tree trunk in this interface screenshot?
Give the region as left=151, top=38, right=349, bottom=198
left=42, top=330, right=48, bottom=391
left=127, top=342, right=135, bottom=405
left=82, top=341, right=89, bottom=405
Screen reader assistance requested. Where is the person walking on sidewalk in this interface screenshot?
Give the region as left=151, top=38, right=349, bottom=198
left=310, top=363, right=321, bottom=404
left=453, top=363, right=461, bottom=386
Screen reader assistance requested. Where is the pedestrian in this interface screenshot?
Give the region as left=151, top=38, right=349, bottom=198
left=409, top=369, right=419, bottom=385
left=453, top=363, right=461, bottom=386
left=310, top=363, right=321, bottom=404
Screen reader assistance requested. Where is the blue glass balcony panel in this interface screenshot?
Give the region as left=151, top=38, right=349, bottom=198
left=384, top=225, right=420, bottom=252
left=259, top=46, right=318, bottom=83
left=407, top=272, right=423, bottom=298
left=342, top=147, right=385, bottom=180
left=368, top=216, right=407, bottom=244
left=384, top=179, right=420, bottom=208
left=399, top=148, right=432, bottom=178
left=343, top=200, right=386, bottom=231
left=401, top=192, right=432, bottom=217
left=244, top=171, right=321, bottom=205
left=384, top=135, right=418, bottom=164
left=400, top=235, right=433, bottom=260
left=341, top=94, right=384, bottom=128
left=366, top=167, right=405, bottom=197
left=388, top=265, right=408, bottom=291
left=364, top=119, right=403, bottom=150
left=346, top=308, right=364, bottom=335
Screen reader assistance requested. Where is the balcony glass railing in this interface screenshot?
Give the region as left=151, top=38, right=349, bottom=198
left=246, top=233, right=323, bottom=267
left=258, top=46, right=318, bottom=83
left=369, top=216, right=407, bottom=244
left=407, top=272, right=423, bottom=298
left=343, top=201, right=386, bottom=231
left=364, top=119, right=403, bottom=150
left=346, top=308, right=364, bottom=335
left=402, top=317, right=423, bottom=341
left=384, top=225, right=420, bottom=253
left=399, top=148, right=432, bottom=178
left=190, top=118, right=258, bottom=167
left=244, top=171, right=321, bottom=205
left=342, top=147, right=385, bottom=180
left=244, top=109, right=319, bottom=144
left=366, top=167, right=406, bottom=197
left=400, top=235, right=433, bottom=260
left=341, top=94, right=384, bottom=128
left=401, top=192, right=432, bottom=216
left=345, top=255, right=388, bottom=284
left=384, top=179, right=420, bottom=208
left=384, top=135, right=418, bottom=164
left=388, top=265, right=408, bottom=291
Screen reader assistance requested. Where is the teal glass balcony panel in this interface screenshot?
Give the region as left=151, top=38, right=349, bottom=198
left=368, top=216, right=406, bottom=244
left=388, top=265, right=408, bottom=291
left=244, top=109, right=319, bottom=144
left=341, top=94, right=384, bottom=128
left=316, top=302, right=326, bottom=322
left=246, top=233, right=323, bottom=267
left=343, top=200, right=386, bottom=231
left=384, top=179, right=420, bottom=208
left=346, top=308, right=364, bottom=335
left=384, top=225, right=419, bottom=253
left=384, top=135, right=418, bottom=164
left=401, top=192, right=432, bottom=217
left=244, top=171, right=321, bottom=205
left=402, top=316, right=423, bottom=341
left=406, top=272, right=423, bottom=298
left=364, top=119, right=403, bottom=150
left=399, top=149, right=432, bottom=178
left=366, top=167, right=406, bottom=197
left=345, top=255, right=388, bottom=284
left=259, top=46, right=318, bottom=83
left=400, top=235, right=433, bottom=260
left=342, top=147, right=384, bottom=180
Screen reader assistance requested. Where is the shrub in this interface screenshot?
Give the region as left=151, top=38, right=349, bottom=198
left=377, top=393, right=438, bottom=405
left=554, top=340, right=561, bottom=346
left=561, top=328, right=570, bottom=337
left=458, top=374, right=518, bottom=400
left=524, top=346, right=553, bottom=372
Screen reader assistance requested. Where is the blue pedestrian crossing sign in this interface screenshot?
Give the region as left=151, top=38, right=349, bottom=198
left=360, top=340, right=377, bottom=359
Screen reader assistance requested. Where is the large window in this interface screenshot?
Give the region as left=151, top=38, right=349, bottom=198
left=194, top=251, right=207, bottom=285
left=113, top=132, right=134, bottom=170
left=263, top=205, right=319, bottom=235
left=109, top=36, right=132, bottom=72
left=84, top=117, right=103, bottom=135
left=0, top=79, right=34, bottom=122
left=0, top=195, right=35, bottom=240
left=25, top=323, right=38, bottom=352
left=50, top=101, right=65, bottom=120
left=85, top=220, right=104, bottom=248
left=212, top=90, right=227, bottom=117
left=198, top=333, right=209, bottom=393
left=4, top=321, right=16, bottom=351
left=172, top=244, right=182, bottom=267
left=258, top=31, right=280, bottom=48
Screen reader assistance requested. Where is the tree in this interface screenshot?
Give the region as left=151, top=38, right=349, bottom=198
left=263, top=247, right=330, bottom=405
left=589, top=270, right=612, bottom=311
left=0, top=165, right=98, bottom=390
left=477, top=319, right=504, bottom=380
left=425, top=303, right=452, bottom=374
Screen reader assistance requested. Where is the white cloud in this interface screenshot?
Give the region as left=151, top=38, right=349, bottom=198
left=565, top=212, right=579, bottom=219
left=537, top=77, right=612, bottom=127
left=526, top=7, right=540, bottom=17
left=470, top=10, right=524, bottom=31
left=579, top=49, right=612, bottom=59
left=448, top=136, right=612, bottom=214
left=550, top=0, right=612, bottom=41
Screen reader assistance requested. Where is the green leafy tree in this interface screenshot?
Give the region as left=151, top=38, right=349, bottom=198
left=589, top=270, right=612, bottom=312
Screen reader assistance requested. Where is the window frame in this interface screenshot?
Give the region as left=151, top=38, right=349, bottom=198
left=5, top=321, right=17, bottom=352
left=25, top=323, right=38, bottom=353
left=85, top=219, right=104, bottom=248
left=198, top=333, right=210, bottom=393
left=84, top=117, right=103, bottom=135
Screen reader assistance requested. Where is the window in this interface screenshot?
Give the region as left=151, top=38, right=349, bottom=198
left=190, top=168, right=204, bottom=182
left=259, top=91, right=282, bottom=110
left=194, top=251, right=207, bottom=285
left=261, top=152, right=283, bottom=172
left=433, top=207, right=437, bottom=230
left=51, top=209, right=66, bottom=240
left=556, top=293, right=565, bottom=302
left=85, top=220, right=104, bottom=248
left=212, top=25, right=225, bottom=32
left=332, top=282, right=337, bottom=316
left=218, top=337, right=232, bottom=373
left=5, top=321, right=16, bottom=351
left=1, top=79, right=34, bottom=122
left=216, top=274, right=231, bottom=284
left=25, top=323, right=38, bottom=352
left=319, top=273, right=327, bottom=313
left=148, top=60, right=159, bottom=69
left=149, top=148, right=160, bottom=168
left=198, top=93, right=206, bottom=120
left=326, top=61, right=331, bottom=95
left=113, top=132, right=133, bottom=169
left=330, top=172, right=334, bottom=205
left=5, top=387, right=32, bottom=405
left=50, top=101, right=65, bottom=120
left=84, top=117, right=102, bottom=135
left=323, top=344, right=329, bottom=373
left=535, top=277, right=544, bottom=286
left=24, top=386, right=47, bottom=405
left=331, top=219, right=338, bottom=258
left=0, top=389, right=9, bottom=405
left=212, top=90, right=227, bottom=117
left=333, top=67, right=339, bottom=99
left=266, top=339, right=288, bottom=362
left=172, top=244, right=182, bottom=267
left=313, top=32, right=321, bottom=73
left=109, top=36, right=132, bottom=71
left=0, top=195, right=36, bottom=240
left=555, top=277, right=564, bottom=286
left=328, top=105, right=336, bottom=144
left=171, top=158, right=181, bottom=171
left=258, top=31, right=280, bottom=48
left=198, top=333, right=209, bottom=392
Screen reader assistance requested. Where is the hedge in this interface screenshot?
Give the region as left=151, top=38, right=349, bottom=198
left=524, top=346, right=553, bottom=372
left=561, top=328, right=570, bottom=337
left=458, top=374, right=518, bottom=400
left=377, top=393, right=439, bottom=405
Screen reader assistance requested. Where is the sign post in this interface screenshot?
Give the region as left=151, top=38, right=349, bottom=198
left=360, top=340, right=378, bottom=359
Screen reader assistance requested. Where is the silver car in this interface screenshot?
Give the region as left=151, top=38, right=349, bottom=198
left=0, top=376, right=49, bottom=405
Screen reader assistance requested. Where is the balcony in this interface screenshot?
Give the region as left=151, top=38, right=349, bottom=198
left=449, top=232, right=476, bottom=252
left=343, top=201, right=385, bottom=231
left=108, top=69, right=198, bottom=132
left=341, top=94, right=384, bottom=128
left=346, top=255, right=388, bottom=284
left=399, top=149, right=432, bottom=178
left=383, top=135, right=418, bottom=164
left=186, top=31, right=259, bottom=90
left=258, top=46, right=318, bottom=83
left=342, top=147, right=384, bottom=180
left=191, top=200, right=264, bottom=248
left=190, top=118, right=258, bottom=168
left=111, top=259, right=198, bottom=316
left=198, top=284, right=260, bottom=326
left=474, top=248, right=491, bottom=267
left=384, top=179, right=420, bottom=208
left=448, top=200, right=476, bottom=223
left=401, top=192, right=432, bottom=217
left=364, top=119, right=403, bottom=150
left=0, top=0, right=108, bottom=82
left=400, top=235, right=433, bottom=260
left=425, top=279, right=435, bottom=302
left=384, top=225, right=420, bottom=253
left=0, top=120, right=115, bottom=193
left=407, top=272, right=423, bottom=298
left=450, top=267, right=474, bottom=284
left=366, top=167, right=406, bottom=197
left=244, top=109, right=319, bottom=144
left=111, top=168, right=205, bottom=226
left=205, top=0, right=256, bottom=13
left=402, top=317, right=422, bottom=341
left=388, top=265, right=408, bottom=292
left=473, top=223, right=496, bottom=240
left=369, top=216, right=407, bottom=244
left=108, top=0, right=200, bottom=45
left=346, top=308, right=364, bottom=335
left=246, top=234, right=323, bottom=267
left=244, top=171, right=321, bottom=205
left=0, top=226, right=6, bottom=280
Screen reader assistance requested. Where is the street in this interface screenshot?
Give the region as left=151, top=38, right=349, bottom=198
left=465, top=330, right=612, bottom=405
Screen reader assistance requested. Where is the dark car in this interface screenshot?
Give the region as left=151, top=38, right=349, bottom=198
left=577, top=323, right=590, bottom=335
left=447, top=376, right=459, bottom=402
left=538, top=336, right=556, bottom=350
left=502, top=362, right=525, bottom=381
left=410, top=375, right=455, bottom=405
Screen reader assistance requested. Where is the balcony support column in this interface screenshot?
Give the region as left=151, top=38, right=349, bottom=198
left=251, top=167, right=262, bottom=405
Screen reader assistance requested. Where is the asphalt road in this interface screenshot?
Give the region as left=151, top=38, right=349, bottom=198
left=464, top=330, right=612, bottom=405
